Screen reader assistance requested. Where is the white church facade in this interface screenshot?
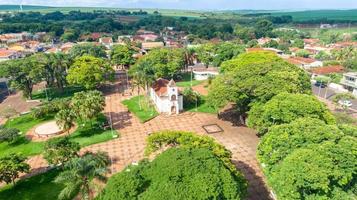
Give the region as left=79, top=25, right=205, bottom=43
left=150, top=78, right=183, bottom=115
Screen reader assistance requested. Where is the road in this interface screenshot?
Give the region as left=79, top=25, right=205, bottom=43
left=312, top=84, right=357, bottom=110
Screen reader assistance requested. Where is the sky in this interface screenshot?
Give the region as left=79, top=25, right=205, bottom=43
left=1, top=0, right=357, bottom=10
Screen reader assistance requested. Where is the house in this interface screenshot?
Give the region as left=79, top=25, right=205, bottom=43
left=138, top=34, right=159, bottom=42
left=0, top=49, right=22, bottom=62
left=118, top=35, right=133, bottom=44
left=150, top=79, right=183, bottom=115
left=287, top=57, right=323, bottom=69
left=340, top=72, right=357, bottom=96
left=310, top=65, right=345, bottom=76
left=303, top=38, right=320, bottom=46
left=99, top=37, right=113, bottom=49
left=142, top=42, right=164, bottom=51
left=258, top=37, right=271, bottom=46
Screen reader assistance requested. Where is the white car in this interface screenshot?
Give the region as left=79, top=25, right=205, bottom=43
left=338, top=100, right=353, bottom=108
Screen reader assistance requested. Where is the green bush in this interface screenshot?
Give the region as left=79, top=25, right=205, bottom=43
left=0, top=127, right=20, bottom=143
left=99, top=148, right=247, bottom=200
left=248, top=93, right=336, bottom=135
left=257, top=118, right=343, bottom=172
left=31, top=99, right=70, bottom=119
left=269, top=139, right=357, bottom=200
left=145, top=131, right=233, bottom=170
left=182, top=87, right=201, bottom=108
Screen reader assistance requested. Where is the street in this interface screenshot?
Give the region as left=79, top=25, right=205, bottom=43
left=312, top=84, right=357, bottom=110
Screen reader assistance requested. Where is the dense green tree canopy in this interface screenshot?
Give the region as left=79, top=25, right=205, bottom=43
left=0, top=56, right=45, bottom=99
left=130, top=48, right=185, bottom=79
left=269, top=138, right=357, bottom=200
left=110, top=45, right=136, bottom=67
left=71, top=90, right=105, bottom=123
left=208, top=52, right=311, bottom=112
left=257, top=118, right=344, bottom=171
left=0, top=153, right=30, bottom=185
left=99, top=148, right=247, bottom=200
left=66, top=55, right=114, bottom=89
left=43, top=137, right=80, bottom=166
left=247, top=93, right=336, bottom=135
left=69, top=43, right=107, bottom=58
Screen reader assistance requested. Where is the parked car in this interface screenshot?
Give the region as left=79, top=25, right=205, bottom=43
left=338, top=100, right=353, bottom=107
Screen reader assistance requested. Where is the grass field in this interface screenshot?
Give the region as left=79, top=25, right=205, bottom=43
left=184, top=96, right=217, bottom=114
left=272, top=9, right=357, bottom=22
left=32, top=86, right=84, bottom=101
left=122, top=95, right=159, bottom=123
left=176, top=73, right=205, bottom=87
left=0, top=5, right=205, bottom=18
left=0, top=169, right=72, bottom=200
left=0, top=114, right=118, bottom=157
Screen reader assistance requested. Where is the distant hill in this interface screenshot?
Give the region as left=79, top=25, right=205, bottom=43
left=0, top=5, right=53, bottom=11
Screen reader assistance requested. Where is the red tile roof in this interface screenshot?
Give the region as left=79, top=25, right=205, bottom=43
left=287, top=57, right=317, bottom=65
left=0, top=49, right=16, bottom=57
left=310, top=65, right=345, bottom=75
left=152, top=78, right=170, bottom=96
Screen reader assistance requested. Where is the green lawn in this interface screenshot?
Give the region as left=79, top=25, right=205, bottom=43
left=0, top=169, right=74, bottom=200
left=32, top=86, right=84, bottom=101
left=0, top=114, right=118, bottom=157
left=185, top=96, right=217, bottom=114
left=176, top=73, right=205, bottom=87
left=122, top=96, right=159, bottom=123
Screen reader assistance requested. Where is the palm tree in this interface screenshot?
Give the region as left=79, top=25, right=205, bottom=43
left=55, top=108, right=75, bottom=134
left=54, top=152, right=110, bottom=200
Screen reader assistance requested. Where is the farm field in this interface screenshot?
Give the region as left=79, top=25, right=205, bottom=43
left=272, top=9, right=357, bottom=22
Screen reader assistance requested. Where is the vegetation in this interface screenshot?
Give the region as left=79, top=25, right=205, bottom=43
left=248, top=93, right=336, bottom=135
left=43, top=137, right=80, bottom=167
left=67, top=56, right=114, bottom=89
left=0, top=113, right=116, bottom=158
left=175, top=72, right=204, bottom=87
left=122, top=96, right=159, bottom=123
left=257, top=118, right=343, bottom=171
left=0, top=153, right=30, bottom=185
left=110, top=45, right=136, bottom=67
left=208, top=52, right=311, bottom=113
left=0, top=169, right=69, bottom=200
left=55, top=152, right=110, bottom=200
left=69, top=43, right=107, bottom=58
left=129, top=48, right=185, bottom=80
left=0, top=127, right=21, bottom=143
left=99, top=148, right=247, bottom=200
left=269, top=139, right=356, bottom=199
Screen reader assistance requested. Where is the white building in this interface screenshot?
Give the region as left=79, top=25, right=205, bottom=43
left=340, top=72, right=357, bottom=96
left=150, top=79, right=183, bottom=115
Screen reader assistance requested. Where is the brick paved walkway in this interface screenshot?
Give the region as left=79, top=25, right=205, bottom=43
left=21, top=78, right=271, bottom=200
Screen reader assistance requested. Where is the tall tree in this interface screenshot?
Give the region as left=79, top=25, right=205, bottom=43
left=71, top=90, right=105, bottom=124
left=69, top=43, right=107, bottom=59
left=0, top=56, right=45, bottom=99
left=66, top=56, right=114, bottom=89
left=110, top=45, right=136, bottom=68
left=55, top=108, right=76, bottom=133
left=54, top=152, right=110, bottom=200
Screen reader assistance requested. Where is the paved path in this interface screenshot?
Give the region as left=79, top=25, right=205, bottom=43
left=23, top=78, right=271, bottom=200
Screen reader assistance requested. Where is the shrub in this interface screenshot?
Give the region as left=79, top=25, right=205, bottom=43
left=0, top=127, right=20, bottom=143
left=32, top=98, right=70, bottom=119
left=99, top=148, right=247, bottom=200
left=182, top=87, right=201, bottom=108
left=43, top=137, right=80, bottom=166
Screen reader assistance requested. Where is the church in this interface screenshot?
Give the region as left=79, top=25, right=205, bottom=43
left=149, top=78, right=183, bottom=115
